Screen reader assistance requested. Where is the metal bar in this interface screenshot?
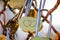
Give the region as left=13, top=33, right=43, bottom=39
left=19, top=0, right=27, bottom=18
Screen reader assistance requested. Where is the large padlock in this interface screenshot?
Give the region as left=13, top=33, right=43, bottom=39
left=18, top=17, right=43, bottom=33
left=18, top=9, right=43, bottom=33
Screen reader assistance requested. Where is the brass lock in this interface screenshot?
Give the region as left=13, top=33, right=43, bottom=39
left=6, top=20, right=19, bottom=34
left=0, top=35, right=6, bottom=40
left=8, top=0, right=26, bottom=9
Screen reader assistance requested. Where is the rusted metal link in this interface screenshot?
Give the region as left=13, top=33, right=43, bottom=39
left=42, top=15, right=60, bottom=40
left=40, top=9, right=49, bottom=22
left=26, top=31, right=34, bottom=40
left=45, top=0, right=60, bottom=19
left=40, top=1, right=60, bottom=39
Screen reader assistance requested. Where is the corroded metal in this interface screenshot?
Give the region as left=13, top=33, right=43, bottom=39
left=42, top=0, right=60, bottom=40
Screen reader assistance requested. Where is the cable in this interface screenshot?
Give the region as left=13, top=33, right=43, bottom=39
left=25, top=0, right=33, bottom=16
left=48, top=14, right=52, bottom=39
left=6, top=27, right=9, bottom=40
left=35, top=0, right=42, bottom=36
left=35, top=0, right=46, bottom=36
left=42, top=0, right=46, bottom=8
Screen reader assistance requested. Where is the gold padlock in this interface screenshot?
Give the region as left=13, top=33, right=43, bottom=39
left=0, top=35, right=6, bottom=40
left=6, top=20, right=19, bottom=34
left=27, top=9, right=37, bottom=18
left=8, top=0, right=26, bottom=9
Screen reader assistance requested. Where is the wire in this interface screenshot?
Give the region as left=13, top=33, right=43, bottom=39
left=35, top=0, right=46, bottom=36
left=48, top=14, right=52, bottom=39
left=35, top=0, right=42, bottom=36
left=25, top=0, right=33, bottom=16
left=42, top=0, right=46, bottom=8
left=6, top=27, right=10, bottom=40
